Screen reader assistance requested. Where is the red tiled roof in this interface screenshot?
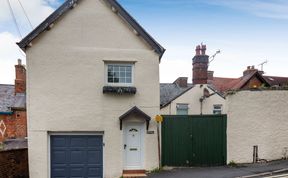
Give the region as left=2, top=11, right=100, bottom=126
left=263, top=76, right=288, bottom=86
left=209, top=71, right=271, bottom=93
left=209, top=77, right=239, bottom=93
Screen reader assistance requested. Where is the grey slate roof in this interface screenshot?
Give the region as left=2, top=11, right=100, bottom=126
left=2, top=138, right=28, bottom=151
left=17, top=0, right=165, bottom=59
left=0, top=84, right=15, bottom=112
left=0, top=84, right=26, bottom=112
left=160, top=83, right=193, bottom=108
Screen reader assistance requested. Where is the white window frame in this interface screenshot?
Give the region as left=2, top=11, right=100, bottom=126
left=213, top=104, right=222, bottom=114
left=176, top=103, right=189, bottom=115
left=105, top=63, right=134, bottom=86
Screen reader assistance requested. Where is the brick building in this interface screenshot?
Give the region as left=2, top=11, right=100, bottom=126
left=0, top=59, right=27, bottom=149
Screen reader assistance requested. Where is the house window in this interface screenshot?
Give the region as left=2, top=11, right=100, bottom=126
left=107, top=63, right=133, bottom=85
left=213, top=104, right=222, bottom=114
left=176, top=104, right=188, bottom=115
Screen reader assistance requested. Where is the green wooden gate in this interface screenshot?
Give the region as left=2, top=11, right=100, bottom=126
left=161, top=115, right=227, bottom=167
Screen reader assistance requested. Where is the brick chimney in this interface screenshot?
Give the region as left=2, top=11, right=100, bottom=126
left=173, top=77, right=188, bottom=88
left=192, top=44, right=209, bottom=84
left=15, top=59, right=26, bottom=94
left=243, top=65, right=258, bottom=76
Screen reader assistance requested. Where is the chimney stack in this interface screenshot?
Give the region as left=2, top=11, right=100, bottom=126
left=243, top=65, right=258, bottom=76
left=173, top=77, right=188, bottom=88
left=192, top=44, right=209, bottom=85
left=15, top=59, right=26, bottom=94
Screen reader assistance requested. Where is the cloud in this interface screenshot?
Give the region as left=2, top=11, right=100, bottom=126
left=0, top=0, right=59, bottom=36
left=0, top=32, right=25, bottom=84
left=203, top=0, right=288, bottom=20
left=0, top=0, right=62, bottom=84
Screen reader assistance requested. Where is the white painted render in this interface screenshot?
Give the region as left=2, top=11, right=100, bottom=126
left=227, top=90, right=288, bottom=163
left=25, top=1, right=160, bottom=178
left=160, top=84, right=226, bottom=115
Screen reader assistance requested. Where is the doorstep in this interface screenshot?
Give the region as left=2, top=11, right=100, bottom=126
left=122, top=170, right=147, bottom=178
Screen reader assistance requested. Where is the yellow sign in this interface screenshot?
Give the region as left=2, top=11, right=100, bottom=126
left=155, top=115, right=163, bottom=123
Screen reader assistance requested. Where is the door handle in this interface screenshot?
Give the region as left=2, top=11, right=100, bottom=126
left=124, top=144, right=127, bottom=149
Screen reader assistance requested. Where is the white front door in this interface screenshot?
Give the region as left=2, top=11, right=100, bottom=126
left=124, top=123, right=144, bottom=169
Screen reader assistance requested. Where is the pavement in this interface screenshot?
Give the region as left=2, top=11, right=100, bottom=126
left=148, top=160, right=288, bottom=178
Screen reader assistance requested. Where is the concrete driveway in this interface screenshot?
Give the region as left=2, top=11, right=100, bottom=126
left=148, top=160, right=288, bottom=178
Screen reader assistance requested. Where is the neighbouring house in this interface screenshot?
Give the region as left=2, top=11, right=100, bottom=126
left=160, top=44, right=226, bottom=115
left=17, top=0, right=165, bottom=178
left=208, top=66, right=288, bottom=94
left=0, top=59, right=27, bottom=150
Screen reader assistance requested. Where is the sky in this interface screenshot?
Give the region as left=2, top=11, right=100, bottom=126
left=0, top=0, right=288, bottom=84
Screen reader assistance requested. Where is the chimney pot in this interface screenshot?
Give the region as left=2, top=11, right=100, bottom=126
left=195, top=45, right=201, bottom=56
left=243, top=65, right=258, bottom=76
left=200, top=44, right=206, bottom=55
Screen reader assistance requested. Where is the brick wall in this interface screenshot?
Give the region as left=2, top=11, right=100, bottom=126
left=0, top=149, right=29, bottom=178
left=0, top=111, right=27, bottom=142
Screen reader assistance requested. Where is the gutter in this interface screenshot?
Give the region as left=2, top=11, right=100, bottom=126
left=0, top=111, right=13, bottom=115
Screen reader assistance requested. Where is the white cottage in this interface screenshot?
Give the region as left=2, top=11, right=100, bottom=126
left=160, top=45, right=225, bottom=115
left=17, top=0, right=165, bottom=178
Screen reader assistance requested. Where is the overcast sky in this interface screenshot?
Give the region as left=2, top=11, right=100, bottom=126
left=1, top=0, right=288, bottom=84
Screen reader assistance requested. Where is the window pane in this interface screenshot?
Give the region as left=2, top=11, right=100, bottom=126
left=126, top=72, right=131, bottom=78
left=177, top=109, right=188, bottom=115
left=113, top=77, right=119, bottom=83
left=119, top=78, right=125, bottom=83
left=114, top=72, right=119, bottom=78
left=108, top=65, right=113, bottom=72
left=114, top=66, right=119, bottom=72
left=120, top=66, right=125, bottom=72
left=126, top=77, right=132, bottom=83
left=126, top=66, right=132, bottom=72
left=108, top=77, right=113, bottom=82
left=120, top=72, right=125, bottom=77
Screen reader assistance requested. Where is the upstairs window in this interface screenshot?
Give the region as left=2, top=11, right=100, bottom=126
left=176, top=104, right=188, bottom=115
left=213, top=104, right=222, bottom=114
left=107, top=64, right=133, bottom=85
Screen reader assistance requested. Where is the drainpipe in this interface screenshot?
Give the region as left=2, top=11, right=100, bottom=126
left=253, top=145, right=258, bottom=163
left=199, top=97, right=204, bottom=115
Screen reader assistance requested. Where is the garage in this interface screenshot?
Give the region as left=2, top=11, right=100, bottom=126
left=50, top=135, right=103, bottom=178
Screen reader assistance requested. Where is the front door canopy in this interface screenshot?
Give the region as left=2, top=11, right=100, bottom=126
left=119, top=106, right=151, bottom=130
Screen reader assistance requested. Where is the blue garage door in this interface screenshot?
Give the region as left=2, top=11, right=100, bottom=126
left=51, top=135, right=103, bottom=178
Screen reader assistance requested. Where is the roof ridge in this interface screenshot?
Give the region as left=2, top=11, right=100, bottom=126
left=17, top=0, right=165, bottom=59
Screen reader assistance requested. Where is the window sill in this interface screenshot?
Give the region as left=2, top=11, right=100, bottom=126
left=103, top=86, right=137, bottom=95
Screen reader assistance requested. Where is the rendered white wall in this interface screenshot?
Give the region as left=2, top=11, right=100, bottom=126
left=160, top=84, right=226, bottom=115
left=227, top=90, right=288, bottom=163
